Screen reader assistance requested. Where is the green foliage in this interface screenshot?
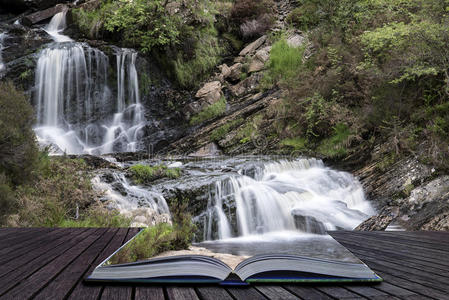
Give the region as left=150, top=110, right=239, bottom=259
left=210, top=118, right=244, bottom=141
left=103, top=0, right=180, bottom=53
left=263, top=38, right=305, bottom=88
left=108, top=198, right=195, bottom=264
left=129, top=164, right=181, bottom=184
left=0, top=81, right=39, bottom=186
left=0, top=173, right=16, bottom=225
left=58, top=209, right=131, bottom=228
left=190, top=97, right=227, bottom=125
left=286, top=3, right=321, bottom=30
left=280, top=137, right=307, bottom=151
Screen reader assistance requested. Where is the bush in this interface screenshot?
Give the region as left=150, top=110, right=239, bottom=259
left=0, top=173, right=16, bottom=225
left=231, top=0, right=276, bottom=38
left=190, top=97, right=227, bottom=125
left=0, top=81, right=39, bottom=186
left=129, top=164, right=181, bottom=184
left=286, top=3, right=321, bottom=30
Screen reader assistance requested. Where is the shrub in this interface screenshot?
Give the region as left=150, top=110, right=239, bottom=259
left=0, top=81, right=39, bottom=186
left=286, top=3, right=321, bottom=30
left=129, top=164, right=182, bottom=184
left=0, top=173, right=16, bottom=225
left=316, top=123, right=351, bottom=158
left=231, top=0, right=275, bottom=38
left=210, top=118, right=244, bottom=141
left=190, top=97, right=227, bottom=125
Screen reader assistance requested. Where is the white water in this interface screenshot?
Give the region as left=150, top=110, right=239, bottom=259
left=0, top=32, right=6, bottom=74
left=204, top=159, right=375, bottom=240
left=34, top=12, right=146, bottom=154
left=93, top=172, right=169, bottom=215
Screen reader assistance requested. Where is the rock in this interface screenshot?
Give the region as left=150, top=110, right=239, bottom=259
left=228, top=63, right=243, bottom=82
left=230, top=73, right=262, bottom=97
left=195, top=81, right=223, bottom=105
left=21, top=4, right=68, bottom=26
left=67, top=154, right=118, bottom=169
left=286, top=32, right=305, bottom=48
left=219, top=64, right=231, bottom=78
left=189, top=142, right=222, bottom=157
left=355, top=207, right=399, bottom=231
left=0, top=0, right=70, bottom=13
left=78, top=0, right=101, bottom=10
left=239, top=35, right=267, bottom=57
left=248, top=46, right=271, bottom=73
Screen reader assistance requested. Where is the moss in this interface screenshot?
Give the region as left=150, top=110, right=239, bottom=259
left=316, top=123, right=351, bottom=158
left=129, top=164, right=182, bottom=184
left=190, top=97, right=227, bottom=125
left=223, top=32, right=244, bottom=50
left=281, top=137, right=307, bottom=151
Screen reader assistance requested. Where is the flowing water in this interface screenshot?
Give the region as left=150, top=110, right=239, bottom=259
left=33, top=12, right=146, bottom=155
left=0, top=32, right=6, bottom=74
left=198, top=158, right=374, bottom=240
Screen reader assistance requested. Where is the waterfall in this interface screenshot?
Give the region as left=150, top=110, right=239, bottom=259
left=202, top=159, right=375, bottom=240
left=33, top=12, right=146, bottom=155
left=0, top=32, right=6, bottom=74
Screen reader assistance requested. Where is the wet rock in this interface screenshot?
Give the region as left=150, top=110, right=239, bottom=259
left=67, top=154, right=118, bottom=169
left=355, top=207, right=399, bottom=231
left=293, top=215, right=327, bottom=235
left=21, top=3, right=68, bottom=26
left=0, top=0, right=70, bottom=13
left=239, top=35, right=267, bottom=56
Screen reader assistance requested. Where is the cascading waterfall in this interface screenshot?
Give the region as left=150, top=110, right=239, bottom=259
left=202, top=159, right=375, bottom=240
left=33, top=12, right=146, bottom=155
left=0, top=32, right=6, bottom=74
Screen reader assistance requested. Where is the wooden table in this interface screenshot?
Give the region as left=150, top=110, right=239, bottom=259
left=1, top=228, right=448, bottom=299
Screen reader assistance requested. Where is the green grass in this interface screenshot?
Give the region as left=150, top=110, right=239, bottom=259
left=281, top=137, right=307, bottom=151
left=129, top=164, right=182, bottom=184
left=190, top=97, right=227, bottom=125
left=262, top=38, right=305, bottom=88
left=209, top=118, right=244, bottom=141
left=316, top=123, right=351, bottom=158
left=58, top=209, right=132, bottom=228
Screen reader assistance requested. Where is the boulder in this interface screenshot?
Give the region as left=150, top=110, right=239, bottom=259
left=189, top=142, right=222, bottom=157
left=195, top=81, right=222, bottom=105
left=355, top=207, right=399, bottom=231
left=230, top=73, right=262, bottom=97
left=286, top=33, right=305, bottom=48
left=228, top=63, right=243, bottom=81
left=248, top=46, right=271, bottom=73
left=239, top=35, right=267, bottom=57
left=219, top=64, right=231, bottom=78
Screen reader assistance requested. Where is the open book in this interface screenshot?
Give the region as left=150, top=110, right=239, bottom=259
left=86, top=231, right=382, bottom=285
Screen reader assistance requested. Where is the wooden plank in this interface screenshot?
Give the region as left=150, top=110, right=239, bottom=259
left=0, top=228, right=64, bottom=257
left=226, top=287, right=267, bottom=299
left=4, top=228, right=106, bottom=299
left=331, top=233, right=449, bottom=268
left=196, top=286, right=233, bottom=300
left=371, top=270, right=449, bottom=300
left=344, top=285, right=399, bottom=299
left=316, top=286, right=365, bottom=299
left=0, top=228, right=92, bottom=294
left=135, top=286, right=165, bottom=300
left=0, top=228, right=68, bottom=268
left=68, top=228, right=130, bottom=300
left=0, top=227, right=27, bottom=239
left=349, top=232, right=449, bottom=252
left=33, top=228, right=118, bottom=300
left=254, top=285, right=300, bottom=299
left=166, top=287, right=199, bottom=300
left=332, top=232, right=449, bottom=260
left=0, top=227, right=51, bottom=249
left=284, top=285, right=332, bottom=300
left=100, top=286, right=132, bottom=300
left=387, top=231, right=449, bottom=243
left=100, top=228, right=139, bottom=300
left=370, top=282, right=423, bottom=299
